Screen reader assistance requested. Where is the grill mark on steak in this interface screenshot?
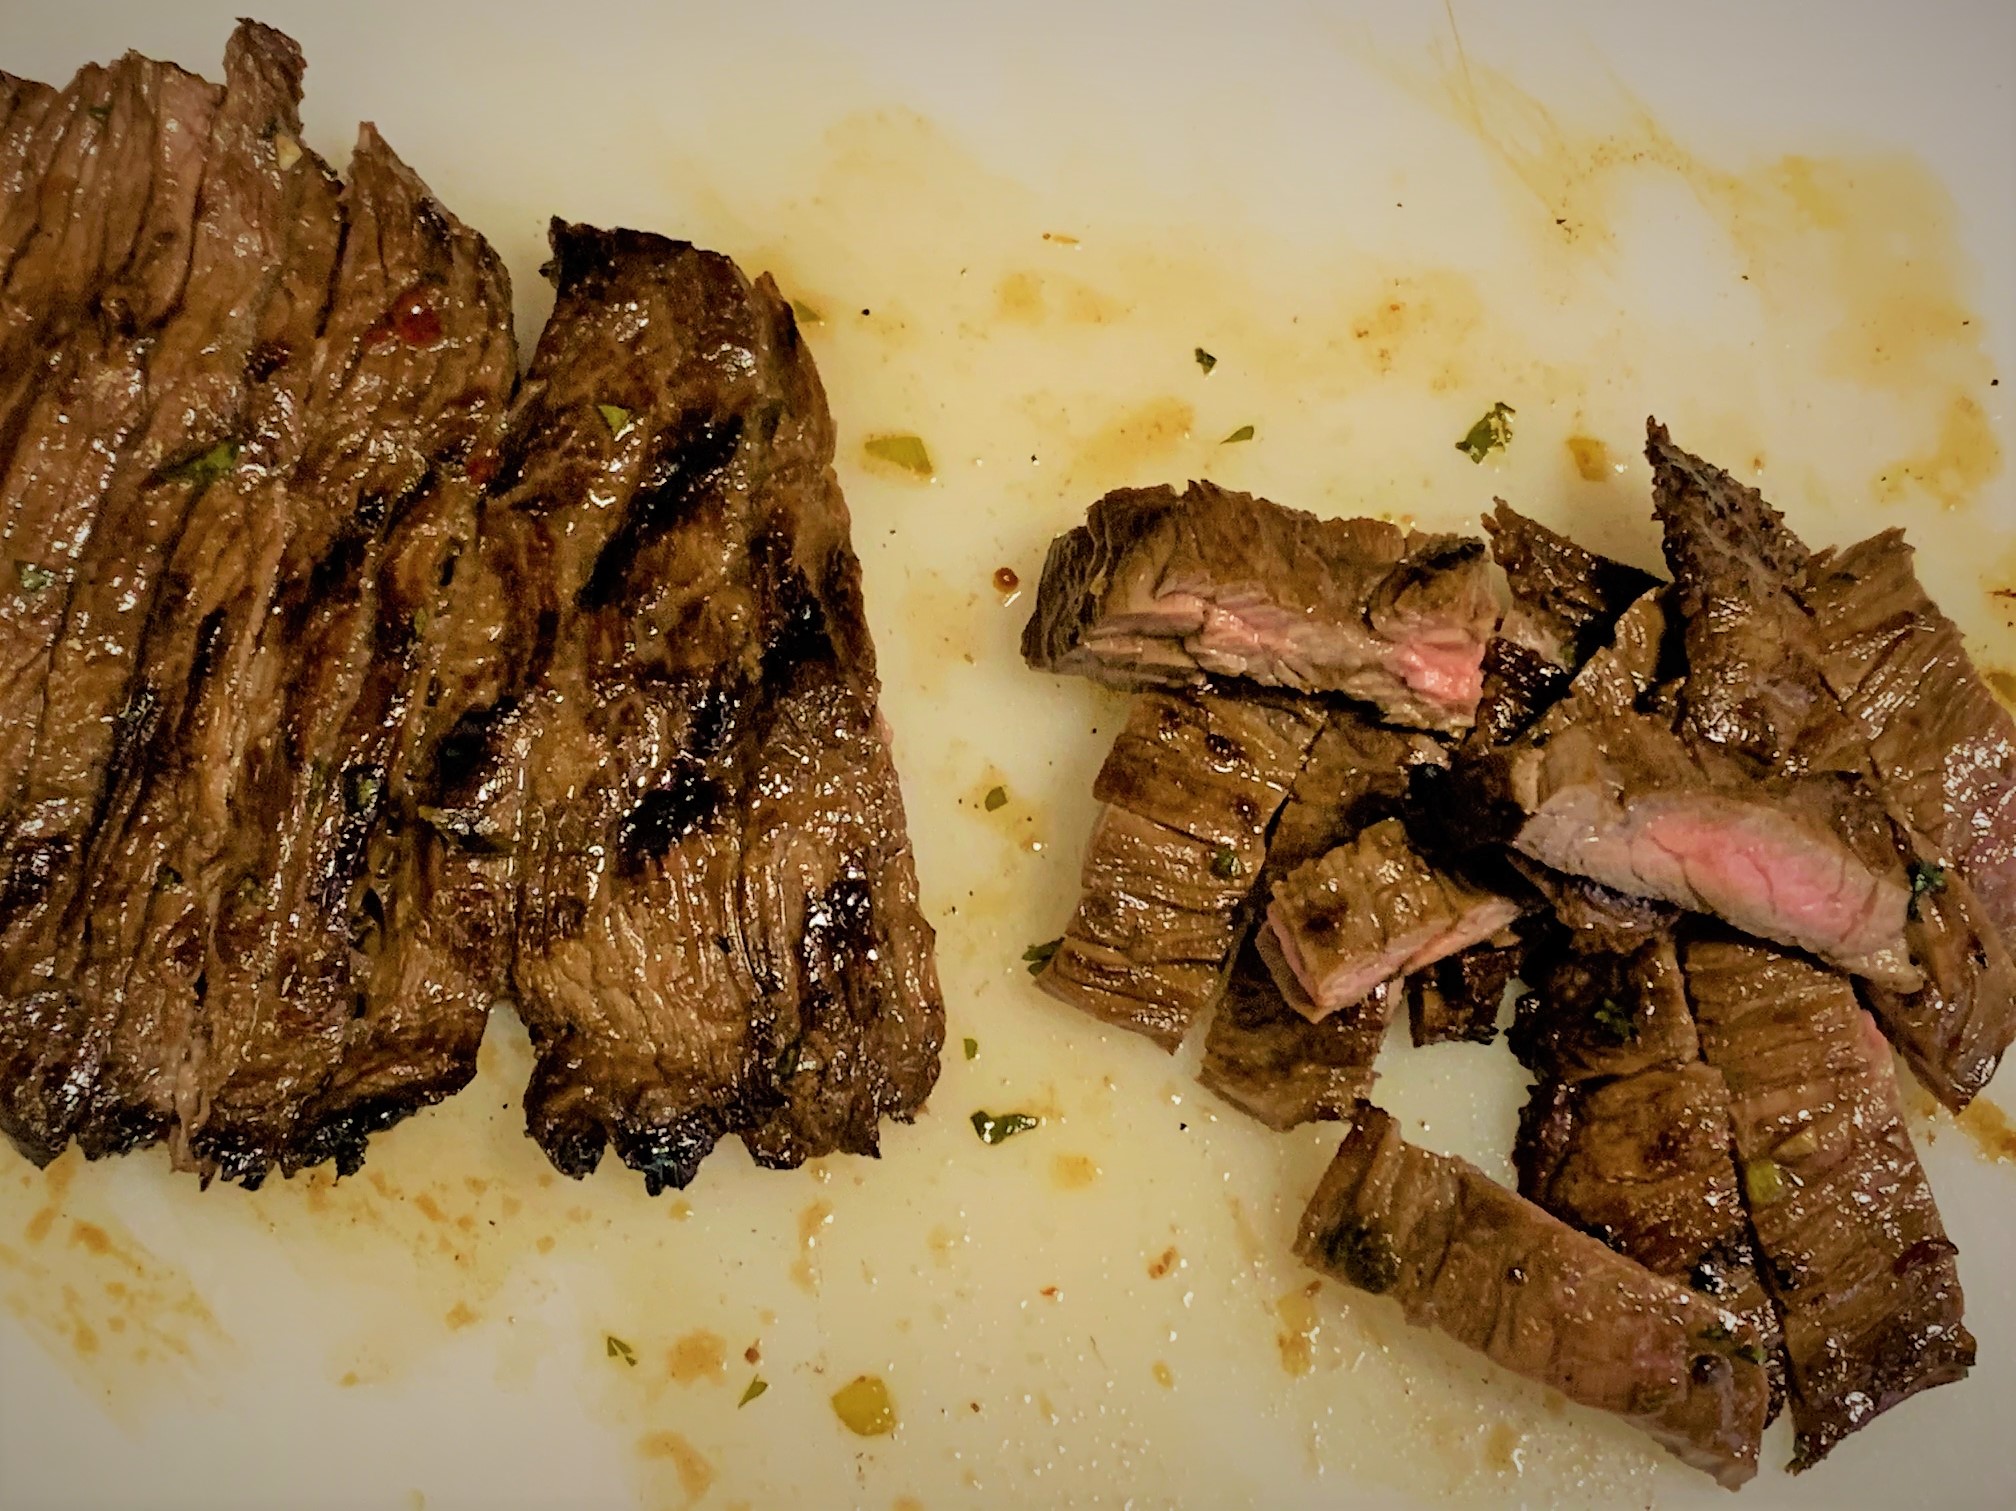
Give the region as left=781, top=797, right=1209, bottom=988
left=1023, top=482, right=1498, bottom=730
left=431, top=222, right=941, bottom=1191
left=1296, top=1104, right=1770, bottom=1488
left=1681, top=932, right=1974, bottom=1468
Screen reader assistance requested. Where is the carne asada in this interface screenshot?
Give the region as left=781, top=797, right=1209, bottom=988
left=1263, top=818, right=1521, bottom=1021
left=1022, top=482, right=1498, bottom=729
left=1682, top=933, right=1973, bottom=1467
left=1037, top=690, right=1323, bottom=1049
left=1297, top=1104, right=1770, bottom=1488
left=1407, top=933, right=1521, bottom=1046
left=433, top=223, right=943, bottom=1190
left=1511, top=942, right=1783, bottom=1411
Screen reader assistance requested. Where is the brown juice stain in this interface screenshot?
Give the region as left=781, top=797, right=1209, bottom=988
left=1274, top=1283, right=1325, bottom=1378
left=792, top=1199, right=835, bottom=1295
left=1565, top=434, right=1614, bottom=481
left=667, top=1328, right=728, bottom=1384
left=1391, top=33, right=2003, bottom=520
left=0, top=1154, right=233, bottom=1422
left=1151, top=1360, right=1175, bottom=1388
left=1957, top=1100, right=2016, bottom=1163
left=1485, top=1422, right=1525, bottom=1476
left=637, top=1431, right=715, bottom=1507
left=1049, top=1154, right=1099, bottom=1190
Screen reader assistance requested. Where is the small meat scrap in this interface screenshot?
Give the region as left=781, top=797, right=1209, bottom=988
left=1022, top=481, right=1498, bottom=729
left=1263, top=818, right=1521, bottom=1023
left=1682, top=934, right=1974, bottom=1468
left=1198, top=941, right=1393, bottom=1131
left=1511, top=942, right=1782, bottom=1411
left=1296, top=1104, right=1769, bottom=1488
left=1038, top=692, right=1324, bottom=1050
left=1407, top=934, right=1522, bottom=1047
left=1482, top=500, right=1660, bottom=672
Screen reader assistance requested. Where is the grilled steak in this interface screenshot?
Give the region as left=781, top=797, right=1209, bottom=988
left=1039, top=691, right=1323, bottom=1050
left=1510, top=942, right=1783, bottom=1411
left=1801, top=530, right=2016, bottom=941
left=1199, top=943, right=1392, bottom=1130
left=1022, top=482, right=1498, bottom=729
left=425, top=223, right=942, bottom=1190
left=1196, top=706, right=1443, bottom=1125
left=1682, top=933, right=1974, bottom=1467
left=0, top=25, right=359, bottom=1166
left=1651, top=424, right=2015, bottom=1107
left=1482, top=500, right=1660, bottom=671
left=1263, top=818, right=1521, bottom=1021
left=1407, top=934, right=1521, bottom=1046
left=1296, top=1104, right=1770, bottom=1488
left=1649, top=421, right=1861, bottom=776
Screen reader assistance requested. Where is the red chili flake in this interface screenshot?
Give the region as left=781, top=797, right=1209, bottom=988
left=393, top=286, right=443, bottom=347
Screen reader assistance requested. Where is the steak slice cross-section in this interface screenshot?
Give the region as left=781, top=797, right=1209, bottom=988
left=1263, top=818, right=1520, bottom=1021
left=1022, top=481, right=1498, bottom=729
left=437, top=223, right=943, bottom=1190
left=1296, top=1104, right=1770, bottom=1489
left=1038, top=691, right=1323, bottom=1051
left=1681, top=933, right=1973, bottom=1468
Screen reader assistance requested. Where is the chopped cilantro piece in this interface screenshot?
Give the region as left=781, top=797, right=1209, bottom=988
left=983, top=785, right=1007, bottom=812
left=1220, top=424, right=1255, bottom=444
left=1023, top=938, right=1061, bottom=976
left=963, top=1037, right=979, bottom=1060
left=1456, top=402, right=1515, bottom=463
left=596, top=403, right=633, bottom=437
left=1194, top=347, right=1217, bottom=374
left=739, top=1376, right=768, bottom=1406
left=605, top=1334, right=637, bottom=1366
left=863, top=433, right=933, bottom=477
left=970, top=1110, right=1040, bottom=1145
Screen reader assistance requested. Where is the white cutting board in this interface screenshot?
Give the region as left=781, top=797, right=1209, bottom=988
left=1, top=2, right=2013, bottom=1507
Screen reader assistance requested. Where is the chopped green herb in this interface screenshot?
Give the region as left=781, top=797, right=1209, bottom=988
left=15, top=561, right=56, bottom=594
left=970, top=1109, right=1041, bottom=1145
left=1743, top=1158, right=1785, bottom=1207
left=162, top=439, right=239, bottom=487
left=1321, top=1220, right=1400, bottom=1294
left=1210, top=847, right=1241, bottom=879
left=983, top=785, right=1007, bottom=812
left=1775, top=1125, right=1819, bottom=1160
left=790, top=300, right=824, bottom=327
left=1699, top=1322, right=1732, bottom=1343
left=154, top=864, right=183, bottom=891
left=1456, top=402, right=1516, bottom=463
left=86, top=104, right=111, bottom=122
left=1023, top=938, right=1061, bottom=976
left=1194, top=347, right=1217, bottom=374
left=1220, top=424, right=1255, bottom=445
left=1733, top=1343, right=1766, bottom=1366
left=738, top=1376, right=768, bottom=1407
left=605, top=1334, right=637, bottom=1366
left=863, top=433, right=934, bottom=477
left=596, top=403, right=633, bottom=438
left=963, top=1037, right=979, bottom=1060
left=1907, top=860, right=1948, bottom=920
left=1592, top=995, right=1639, bottom=1044
left=342, top=767, right=382, bottom=816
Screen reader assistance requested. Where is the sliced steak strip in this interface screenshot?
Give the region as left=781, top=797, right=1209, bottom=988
left=1407, top=934, right=1521, bottom=1046
left=0, top=25, right=342, bottom=1165
left=144, top=128, right=514, bottom=1182
left=1649, top=420, right=1860, bottom=776
left=1199, top=946, right=1393, bottom=1130
left=1040, top=691, right=1323, bottom=1050
left=1801, top=530, right=2016, bottom=939
left=438, top=223, right=941, bottom=1190
left=1682, top=933, right=1973, bottom=1467
left=1510, top=942, right=1783, bottom=1412
left=1296, top=1104, right=1769, bottom=1488
left=1023, top=481, right=1497, bottom=729
left=1264, top=818, right=1521, bottom=1021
